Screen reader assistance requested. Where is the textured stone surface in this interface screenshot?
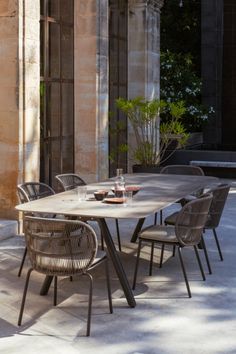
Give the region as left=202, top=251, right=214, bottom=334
left=127, top=0, right=163, bottom=170
left=74, top=0, right=109, bottom=183
left=0, top=219, right=18, bottom=240
left=0, top=0, right=40, bottom=218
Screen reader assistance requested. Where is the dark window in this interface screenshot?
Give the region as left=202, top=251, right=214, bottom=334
left=109, top=0, right=128, bottom=176
left=40, top=0, right=74, bottom=189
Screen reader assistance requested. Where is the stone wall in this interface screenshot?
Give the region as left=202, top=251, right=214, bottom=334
left=74, top=0, right=109, bottom=183
left=0, top=0, right=40, bottom=218
left=127, top=0, right=164, bottom=170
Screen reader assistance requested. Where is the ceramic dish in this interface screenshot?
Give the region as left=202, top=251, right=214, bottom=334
left=103, top=197, right=125, bottom=204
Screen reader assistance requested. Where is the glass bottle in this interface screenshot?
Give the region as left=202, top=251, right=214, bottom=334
left=114, top=168, right=125, bottom=197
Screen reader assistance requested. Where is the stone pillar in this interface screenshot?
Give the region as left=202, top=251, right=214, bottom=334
left=127, top=0, right=164, bottom=170
left=128, top=0, right=164, bottom=100
left=201, top=0, right=223, bottom=145
left=0, top=0, right=40, bottom=219
left=74, top=0, right=109, bottom=182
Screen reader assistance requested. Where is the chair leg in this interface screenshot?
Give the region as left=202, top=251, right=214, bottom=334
left=149, top=242, right=154, bottom=276
left=132, top=239, right=142, bottom=290
left=172, top=245, right=176, bottom=257
left=115, top=219, right=122, bottom=252
left=101, top=233, right=104, bottom=250
left=213, top=229, right=223, bottom=261
left=154, top=212, right=157, bottom=225
left=104, top=259, right=113, bottom=313
left=177, top=247, right=191, bottom=298
left=194, top=245, right=205, bottom=281
left=54, top=276, right=57, bottom=306
left=159, top=244, right=165, bottom=268
left=160, top=210, right=163, bottom=225
left=83, top=273, right=93, bottom=336
left=201, top=236, right=212, bottom=274
left=18, top=247, right=27, bottom=277
left=18, top=268, right=33, bottom=326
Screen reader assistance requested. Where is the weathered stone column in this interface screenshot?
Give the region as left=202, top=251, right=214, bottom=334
left=0, top=0, right=40, bottom=219
left=128, top=0, right=164, bottom=100
left=127, top=0, right=164, bottom=170
left=74, top=0, right=109, bottom=182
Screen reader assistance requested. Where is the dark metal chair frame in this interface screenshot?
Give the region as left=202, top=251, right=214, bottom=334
left=164, top=183, right=230, bottom=274
left=17, top=216, right=113, bottom=336
left=55, top=173, right=122, bottom=252
left=55, top=173, right=86, bottom=191
left=17, top=182, right=56, bottom=277
left=157, top=164, right=205, bottom=224
left=202, top=183, right=230, bottom=269
left=133, top=194, right=213, bottom=298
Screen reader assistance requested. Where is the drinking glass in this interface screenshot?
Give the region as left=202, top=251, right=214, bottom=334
left=77, top=186, right=87, bottom=201
left=124, top=190, right=133, bottom=206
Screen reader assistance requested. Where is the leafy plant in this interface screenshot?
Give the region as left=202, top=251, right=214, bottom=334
left=160, top=50, right=214, bottom=132
left=116, top=97, right=189, bottom=166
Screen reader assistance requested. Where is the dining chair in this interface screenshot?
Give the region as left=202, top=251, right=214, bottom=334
left=55, top=173, right=86, bottom=191
left=132, top=193, right=213, bottom=298
left=164, top=183, right=230, bottom=274
left=17, top=182, right=55, bottom=277
left=158, top=164, right=205, bottom=220
left=203, top=183, right=230, bottom=261
left=55, top=173, right=122, bottom=252
left=17, top=216, right=113, bottom=336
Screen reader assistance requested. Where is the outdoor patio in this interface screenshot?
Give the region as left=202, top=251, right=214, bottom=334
left=0, top=179, right=235, bottom=354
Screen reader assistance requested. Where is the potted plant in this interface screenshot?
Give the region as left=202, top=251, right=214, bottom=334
left=115, top=96, right=189, bottom=173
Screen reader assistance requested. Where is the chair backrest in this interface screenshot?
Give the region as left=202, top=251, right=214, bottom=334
left=17, top=182, right=55, bottom=203
left=55, top=173, right=86, bottom=191
left=175, top=193, right=213, bottom=247
left=160, top=164, right=204, bottom=176
left=204, top=183, right=230, bottom=229
left=24, top=216, right=98, bottom=276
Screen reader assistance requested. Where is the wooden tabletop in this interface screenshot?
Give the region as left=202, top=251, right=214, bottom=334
left=16, top=173, right=217, bottom=219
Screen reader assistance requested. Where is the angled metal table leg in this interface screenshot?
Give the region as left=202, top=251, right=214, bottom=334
left=40, top=275, right=53, bottom=295
left=130, top=218, right=145, bottom=243
left=98, top=218, right=136, bottom=308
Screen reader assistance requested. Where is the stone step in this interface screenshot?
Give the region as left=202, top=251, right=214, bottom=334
left=0, top=220, right=18, bottom=240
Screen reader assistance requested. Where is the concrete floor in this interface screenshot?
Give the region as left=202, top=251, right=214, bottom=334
left=0, top=181, right=236, bottom=354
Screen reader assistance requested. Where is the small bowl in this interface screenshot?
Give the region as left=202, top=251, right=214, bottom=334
left=125, top=185, right=141, bottom=195
left=94, top=190, right=109, bottom=201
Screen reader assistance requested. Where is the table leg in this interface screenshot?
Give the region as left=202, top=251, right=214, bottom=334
left=98, top=218, right=136, bottom=308
left=130, top=218, right=145, bottom=243
left=40, top=275, right=53, bottom=295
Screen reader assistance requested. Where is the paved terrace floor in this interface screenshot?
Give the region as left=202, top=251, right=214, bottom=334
left=0, top=180, right=236, bottom=354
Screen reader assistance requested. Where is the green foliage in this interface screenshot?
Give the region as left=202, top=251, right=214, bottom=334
left=115, top=97, right=189, bottom=166
left=161, top=0, right=201, bottom=71
left=160, top=1, right=214, bottom=133
left=109, top=119, right=128, bottom=168
left=160, top=51, right=214, bottom=132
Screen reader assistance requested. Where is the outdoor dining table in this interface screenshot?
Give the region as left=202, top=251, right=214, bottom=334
left=16, top=173, right=217, bottom=308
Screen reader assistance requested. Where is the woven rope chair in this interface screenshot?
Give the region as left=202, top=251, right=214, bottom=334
left=132, top=193, right=213, bottom=298
left=160, top=164, right=204, bottom=176
left=157, top=164, right=205, bottom=224
left=164, top=183, right=230, bottom=274
left=17, top=182, right=56, bottom=277
left=55, top=173, right=122, bottom=252
left=18, top=217, right=113, bottom=336
left=203, top=183, right=230, bottom=261
left=55, top=173, right=86, bottom=191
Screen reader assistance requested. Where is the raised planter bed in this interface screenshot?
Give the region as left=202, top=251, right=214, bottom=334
left=165, top=149, right=236, bottom=178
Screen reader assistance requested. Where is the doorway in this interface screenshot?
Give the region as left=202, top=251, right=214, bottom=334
left=40, top=0, right=74, bottom=189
